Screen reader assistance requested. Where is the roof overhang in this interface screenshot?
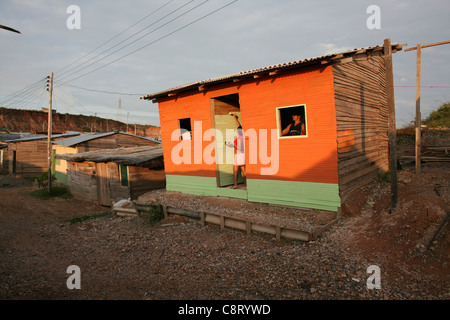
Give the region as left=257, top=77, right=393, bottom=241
left=140, top=42, right=405, bottom=103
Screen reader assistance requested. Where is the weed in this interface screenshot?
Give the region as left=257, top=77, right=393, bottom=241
left=29, top=186, right=73, bottom=200
left=68, top=212, right=111, bottom=224
left=141, top=204, right=164, bottom=226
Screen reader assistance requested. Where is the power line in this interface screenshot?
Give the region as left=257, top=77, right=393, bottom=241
left=2, top=84, right=47, bottom=109
left=55, top=0, right=175, bottom=75
left=0, top=78, right=46, bottom=106
left=54, top=82, right=145, bottom=96
left=2, top=0, right=239, bottom=119
left=56, top=0, right=192, bottom=80
left=395, top=85, right=450, bottom=88
left=56, top=0, right=203, bottom=83
left=54, top=85, right=90, bottom=113
left=58, top=0, right=238, bottom=85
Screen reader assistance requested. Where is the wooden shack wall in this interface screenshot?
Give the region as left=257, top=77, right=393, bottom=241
left=129, top=166, right=166, bottom=199
left=66, top=157, right=165, bottom=205
left=66, top=161, right=98, bottom=202
left=77, top=133, right=158, bottom=152
left=332, top=54, right=390, bottom=200
left=8, top=140, right=48, bottom=176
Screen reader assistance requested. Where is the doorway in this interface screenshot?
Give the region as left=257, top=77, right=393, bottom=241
left=96, top=162, right=111, bottom=206
left=211, top=93, right=245, bottom=188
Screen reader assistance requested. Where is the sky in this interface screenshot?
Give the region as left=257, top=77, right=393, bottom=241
left=0, top=0, right=449, bottom=128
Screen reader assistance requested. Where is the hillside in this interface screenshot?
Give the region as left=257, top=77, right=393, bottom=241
left=0, top=107, right=160, bottom=138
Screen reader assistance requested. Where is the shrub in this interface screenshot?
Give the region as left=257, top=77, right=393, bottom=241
left=141, top=204, right=164, bottom=226
left=29, top=186, right=73, bottom=200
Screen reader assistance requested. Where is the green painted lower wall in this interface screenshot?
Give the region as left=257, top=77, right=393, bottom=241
left=166, top=175, right=247, bottom=199
left=247, top=179, right=340, bottom=212
left=165, top=175, right=340, bottom=212
left=55, top=171, right=67, bottom=184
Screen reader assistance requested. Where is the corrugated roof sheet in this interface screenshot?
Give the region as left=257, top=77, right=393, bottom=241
left=141, top=42, right=404, bottom=101
left=4, top=132, right=80, bottom=143
left=53, top=131, right=161, bottom=147
left=56, top=145, right=164, bottom=168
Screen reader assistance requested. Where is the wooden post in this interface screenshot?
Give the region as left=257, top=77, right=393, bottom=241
left=415, top=44, right=422, bottom=174
left=404, top=40, right=450, bottom=174
left=47, top=72, right=53, bottom=192
left=384, top=39, right=398, bottom=212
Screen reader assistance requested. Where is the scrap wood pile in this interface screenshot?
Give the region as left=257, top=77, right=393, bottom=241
left=398, top=145, right=450, bottom=163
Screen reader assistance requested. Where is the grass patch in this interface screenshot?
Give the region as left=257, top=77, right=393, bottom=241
left=29, top=186, right=73, bottom=200
left=68, top=211, right=111, bottom=224
left=140, top=204, right=164, bottom=226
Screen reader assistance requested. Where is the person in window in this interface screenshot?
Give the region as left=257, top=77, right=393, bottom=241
left=282, top=111, right=305, bottom=136
left=226, top=113, right=246, bottom=189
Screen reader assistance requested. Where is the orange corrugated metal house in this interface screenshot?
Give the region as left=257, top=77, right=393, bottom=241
left=141, top=42, right=404, bottom=212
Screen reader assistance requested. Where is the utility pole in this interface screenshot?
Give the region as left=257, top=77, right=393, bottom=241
left=46, top=72, right=53, bottom=192
left=384, top=39, right=398, bottom=213
left=117, top=98, right=122, bottom=123
left=404, top=40, right=450, bottom=174
left=127, top=112, right=129, bottom=133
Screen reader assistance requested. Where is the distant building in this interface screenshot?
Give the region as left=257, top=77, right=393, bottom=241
left=5, top=133, right=80, bottom=177
left=52, top=131, right=160, bottom=184
left=56, top=146, right=165, bottom=206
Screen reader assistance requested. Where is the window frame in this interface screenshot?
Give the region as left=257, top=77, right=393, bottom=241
left=178, top=117, right=192, bottom=140
left=119, top=165, right=128, bottom=187
left=276, top=104, right=308, bottom=139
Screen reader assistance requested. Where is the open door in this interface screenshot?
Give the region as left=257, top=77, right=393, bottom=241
left=212, top=93, right=245, bottom=188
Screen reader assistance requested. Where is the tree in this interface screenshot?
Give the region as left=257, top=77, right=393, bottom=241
left=424, top=102, right=450, bottom=127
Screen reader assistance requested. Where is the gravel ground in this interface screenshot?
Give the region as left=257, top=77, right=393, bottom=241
left=0, top=164, right=448, bottom=301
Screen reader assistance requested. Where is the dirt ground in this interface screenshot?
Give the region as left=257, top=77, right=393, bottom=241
left=0, top=159, right=448, bottom=301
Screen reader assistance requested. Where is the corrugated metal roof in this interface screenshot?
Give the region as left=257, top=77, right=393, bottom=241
left=53, top=131, right=161, bottom=147
left=4, top=132, right=80, bottom=143
left=140, top=42, right=404, bottom=101
left=56, top=145, right=164, bottom=167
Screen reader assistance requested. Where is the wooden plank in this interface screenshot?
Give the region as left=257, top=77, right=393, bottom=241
left=96, top=162, right=111, bottom=206
left=200, top=211, right=205, bottom=226
left=246, top=221, right=252, bottom=235
left=404, top=40, right=450, bottom=51
left=167, top=207, right=201, bottom=219
left=384, top=38, right=398, bottom=211
left=415, top=44, right=422, bottom=174
left=276, top=226, right=281, bottom=241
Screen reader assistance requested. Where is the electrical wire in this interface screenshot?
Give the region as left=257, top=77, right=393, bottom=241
left=0, top=78, right=46, bottom=106
left=55, top=0, right=175, bottom=75
left=56, top=0, right=204, bottom=83
left=57, top=1, right=238, bottom=85
left=2, top=0, right=239, bottom=116
left=53, top=82, right=145, bottom=96
left=55, top=0, right=193, bottom=81
left=2, top=84, right=47, bottom=109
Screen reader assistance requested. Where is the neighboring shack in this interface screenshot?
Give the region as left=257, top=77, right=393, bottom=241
left=141, top=42, right=404, bottom=212
left=5, top=133, right=80, bottom=177
left=56, top=146, right=165, bottom=206
left=52, top=131, right=161, bottom=184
